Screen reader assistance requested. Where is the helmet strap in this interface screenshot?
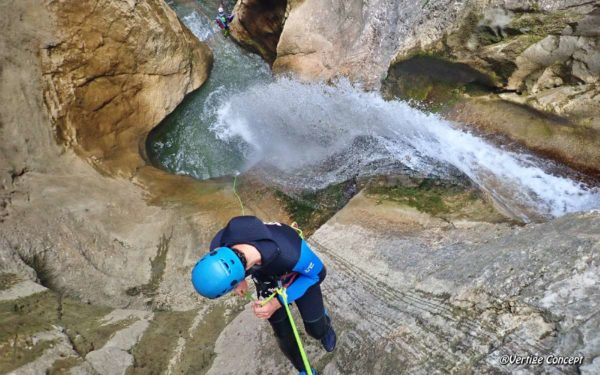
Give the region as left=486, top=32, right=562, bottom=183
left=231, top=247, right=248, bottom=269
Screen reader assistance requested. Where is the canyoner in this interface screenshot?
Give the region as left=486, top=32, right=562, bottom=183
left=214, top=5, right=234, bottom=36
left=191, top=214, right=335, bottom=374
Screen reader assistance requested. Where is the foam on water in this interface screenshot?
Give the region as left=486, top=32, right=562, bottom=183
left=210, top=78, right=600, bottom=220
left=151, top=4, right=600, bottom=221
left=182, top=11, right=214, bottom=41
left=147, top=3, right=272, bottom=180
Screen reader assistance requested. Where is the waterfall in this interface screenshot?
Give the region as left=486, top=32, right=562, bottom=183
left=149, top=2, right=600, bottom=221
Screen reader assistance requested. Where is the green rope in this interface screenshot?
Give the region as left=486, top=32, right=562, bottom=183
left=290, top=222, right=305, bottom=240
left=274, top=287, right=313, bottom=375
left=233, top=178, right=310, bottom=372
left=232, top=174, right=245, bottom=216
left=259, top=291, right=277, bottom=306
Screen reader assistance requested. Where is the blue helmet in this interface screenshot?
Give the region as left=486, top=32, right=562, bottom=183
left=191, top=247, right=245, bottom=299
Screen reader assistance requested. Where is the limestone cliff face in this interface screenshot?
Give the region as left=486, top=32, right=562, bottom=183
left=384, top=1, right=600, bottom=174
left=42, top=0, right=213, bottom=177
left=229, top=0, right=287, bottom=64
left=253, top=0, right=598, bottom=89
left=206, top=192, right=600, bottom=374
left=0, top=0, right=225, bottom=310
left=390, top=1, right=599, bottom=128
left=1, top=1, right=247, bottom=372
left=272, top=0, right=478, bottom=85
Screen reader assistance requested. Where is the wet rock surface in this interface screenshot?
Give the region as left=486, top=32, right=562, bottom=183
left=382, top=1, right=599, bottom=174
left=207, top=193, right=599, bottom=374
left=232, top=0, right=599, bottom=174
left=1, top=0, right=599, bottom=373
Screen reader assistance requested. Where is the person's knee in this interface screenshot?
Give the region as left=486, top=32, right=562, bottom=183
left=304, top=315, right=328, bottom=339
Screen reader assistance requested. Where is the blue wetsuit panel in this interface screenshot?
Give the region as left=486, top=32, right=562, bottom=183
left=286, top=241, right=324, bottom=303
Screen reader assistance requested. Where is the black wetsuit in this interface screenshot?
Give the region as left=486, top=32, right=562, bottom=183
left=210, top=216, right=330, bottom=372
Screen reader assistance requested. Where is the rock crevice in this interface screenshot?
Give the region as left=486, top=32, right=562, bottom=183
left=41, top=0, right=213, bottom=178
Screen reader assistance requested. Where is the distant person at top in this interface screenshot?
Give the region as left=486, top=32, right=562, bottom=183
left=215, top=5, right=234, bottom=36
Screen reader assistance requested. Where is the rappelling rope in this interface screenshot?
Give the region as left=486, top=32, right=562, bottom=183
left=233, top=175, right=312, bottom=374
left=232, top=174, right=245, bottom=215
left=259, top=285, right=313, bottom=375
left=290, top=221, right=305, bottom=240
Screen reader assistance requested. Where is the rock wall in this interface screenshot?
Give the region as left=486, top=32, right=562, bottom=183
left=2, top=0, right=599, bottom=373
left=239, top=0, right=597, bottom=87
left=229, top=0, right=287, bottom=64
left=270, top=0, right=480, bottom=85
left=392, top=1, right=599, bottom=127
left=383, top=1, right=600, bottom=174
left=0, top=1, right=251, bottom=372
left=0, top=0, right=222, bottom=310
left=206, top=192, right=600, bottom=374
left=233, top=0, right=598, bottom=125
left=42, top=0, right=213, bottom=177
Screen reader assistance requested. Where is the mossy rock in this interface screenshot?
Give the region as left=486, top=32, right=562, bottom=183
left=509, top=11, right=584, bottom=37
left=0, top=291, right=129, bottom=373
left=0, top=273, right=20, bottom=291
left=382, top=55, right=495, bottom=110
left=365, top=178, right=507, bottom=223
left=128, top=303, right=235, bottom=374
left=275, top=179, right=358, bottom=235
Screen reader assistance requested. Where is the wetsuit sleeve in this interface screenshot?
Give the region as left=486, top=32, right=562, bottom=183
left=285, top=241, right=324, bottom=303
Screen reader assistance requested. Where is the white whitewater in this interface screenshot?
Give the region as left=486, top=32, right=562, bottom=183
left=153, top=3, right=600, bottom=222
left=211, top=79, right=600, bottom=221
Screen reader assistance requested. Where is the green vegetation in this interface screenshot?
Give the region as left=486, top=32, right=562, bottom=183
left=366, top=179, right=507, bottom=223
left=275, top=180, right=356, bottom=235
left=65, top=315, right=138, bottom=356
left=0, top=337, right=55, bottom=373
left=382, top=55, right=494, bottom=112
left=509, top=11, right=583, bottom=37
left=0, top=290, right=127, bottom=373
left=0, top=273, right=20, bottom=291
left=366, top=179, right=460, bottom=215
left=125, top=230, right=172, bottom=306
left=0, top=292, right=61, bottom=344
left=128, top=310, right=197, bottom=375
left=128, top=303, right=234, bottom=375
left=48, top=356, right=83, bottom=374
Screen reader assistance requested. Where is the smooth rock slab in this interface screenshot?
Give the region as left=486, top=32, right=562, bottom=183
left=85, top=347, right=133, bottom=375
left=207, top=192, right=599, bottom=374
left=0, top=280, right=47, bottom=301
